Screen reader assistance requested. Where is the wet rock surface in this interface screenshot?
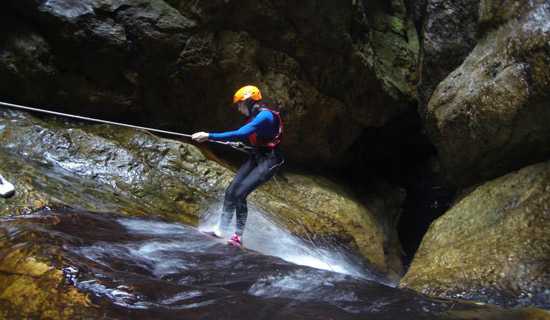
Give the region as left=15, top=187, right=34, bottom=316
left=0, top=212, right=99, bottom=319
left=1, top=208, right=547, bottom=320
left=0, top=109, right=404, bottom=279
left=424, top=1, right=550, bottom=187
left=401, top=161, right=550, bottom=309
left=416, top=0, right=479, bottom=113
left=0, top=109, right=229, bottom=224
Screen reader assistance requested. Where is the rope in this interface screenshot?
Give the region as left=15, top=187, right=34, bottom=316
left=0, top=101, right=251, bottom=153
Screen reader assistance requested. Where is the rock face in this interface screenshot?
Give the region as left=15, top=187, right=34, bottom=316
left=401, top=161, right=550, bottom=308
left=0, top=0, right=419, bottom=167
left=0, top=111, right=231, bottom=225
left=0, top=110, right=404, bottom=279
left=416, top=0, right=479, bottom=113
left=424, top=1, right=550, bottom=187
left=0, top=215, right=97, bottom=319
left=255, top=177, right=406, bottom=280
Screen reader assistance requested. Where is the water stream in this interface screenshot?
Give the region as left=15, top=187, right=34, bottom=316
left=199, top=202, right=375, bottom=281
left=0, top=208, right=498, bottom=319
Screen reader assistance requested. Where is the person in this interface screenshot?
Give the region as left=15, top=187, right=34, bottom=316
left=0, top=173, right=15, bottom=198
left=192, top=85, right=284, bottom=247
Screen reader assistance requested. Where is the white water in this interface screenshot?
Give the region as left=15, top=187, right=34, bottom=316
left=199, top=202, right=370, bottom=279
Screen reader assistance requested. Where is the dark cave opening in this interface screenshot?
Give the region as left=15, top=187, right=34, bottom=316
left=338, top=108, right=456, bottom=266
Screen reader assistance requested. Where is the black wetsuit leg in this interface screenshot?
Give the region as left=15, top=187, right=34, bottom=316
left=221, top=149, right=284, bottom=236
left=220, top=156, right=256, bottom=231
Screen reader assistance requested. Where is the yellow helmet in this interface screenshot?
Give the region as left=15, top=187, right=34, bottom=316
left=233, top=85, right=262, bottom=104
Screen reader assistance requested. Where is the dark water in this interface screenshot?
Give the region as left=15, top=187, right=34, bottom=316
left=0, top=209, right=507, bottom=319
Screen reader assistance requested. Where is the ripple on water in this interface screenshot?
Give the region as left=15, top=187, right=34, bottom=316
left=0, top=209, right=527, bottom=319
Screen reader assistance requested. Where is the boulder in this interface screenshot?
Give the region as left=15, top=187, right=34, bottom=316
left=424, top=1, right=550, bottom=187
left=401, top=161, right=550, bottom=308
left=416, top=0, right=479, bottom=113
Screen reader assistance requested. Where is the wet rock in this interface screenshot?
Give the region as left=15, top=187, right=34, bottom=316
left=401, top=160, right=550, bottom=308
left=1, top=0, right=192, bottom=118
left=416, top=0, right=479, bottom=114
left=0, top=16, right=59, bottom=107
left=424, top=1, right=550, bottom=187
left=0, top=110, right=231, bottom=224
left=0, top=110, right=404, bottom=279
left=355, top=0, right=420, bottom=109
left=478, top=0, right=531, bottom=31
left=0, top=214, right=98, bottom=319
left=253, top=176, right=406, bottom=281
left=0, top=0, right=419, bottom=167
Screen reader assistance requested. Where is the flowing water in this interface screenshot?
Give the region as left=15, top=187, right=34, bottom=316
left=0, top=208, right=509, bottom=319
left=199, top=202, right=377, bottom=281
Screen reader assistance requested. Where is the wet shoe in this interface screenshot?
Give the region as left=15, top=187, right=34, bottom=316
left=0, top=174, right=15, bottom=198
left=227, top=233, right=242, bottom=247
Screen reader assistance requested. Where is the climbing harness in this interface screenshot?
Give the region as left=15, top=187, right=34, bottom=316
left=0, top=101, right=252, bottom=154
left=221, top=141, right=255, bottom=153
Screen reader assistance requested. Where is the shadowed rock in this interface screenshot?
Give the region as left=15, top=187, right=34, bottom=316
left=0, top=0, right=420, bottom=167
left=416, top=0, right=479, bottom=114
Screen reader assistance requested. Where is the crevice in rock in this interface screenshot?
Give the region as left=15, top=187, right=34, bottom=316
left=337, top=107, right=456, bottom=267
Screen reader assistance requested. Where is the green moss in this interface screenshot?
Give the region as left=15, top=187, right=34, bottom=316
left=366, top=1, right=419, bottom=102
left=0, top=248, right=95, bottom=319
left=389, top=16, right=405, bottom=35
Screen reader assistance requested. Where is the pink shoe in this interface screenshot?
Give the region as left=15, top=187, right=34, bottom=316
left=228, top=233, right=242, bottom=247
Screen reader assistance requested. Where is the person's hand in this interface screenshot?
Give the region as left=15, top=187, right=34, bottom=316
left=192, top=132, right=209, bottom=143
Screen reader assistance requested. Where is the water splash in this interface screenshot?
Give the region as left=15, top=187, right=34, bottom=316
left=198, top=202, right=373, bottom=280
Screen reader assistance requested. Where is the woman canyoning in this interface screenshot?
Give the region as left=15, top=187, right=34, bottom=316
left=192, top=85, right=284, bottom=247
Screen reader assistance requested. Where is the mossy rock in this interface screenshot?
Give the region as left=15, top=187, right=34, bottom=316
left=253, top=175, right=405, bottom=280
left=424, top=2, right=550, bottom=187
left=446, top=308, right=550, bottom=320
left=478, top=0, right=547, bottom=31
left=401, top=161, right=550, bottom=308
left=0, top=227, right=97, bottom=319
left=0, top=111, right=229, bottom=225
left=416, top=0, right=479, bottom=113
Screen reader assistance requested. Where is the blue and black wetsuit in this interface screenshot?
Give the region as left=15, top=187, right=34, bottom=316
left=209, top=104, right=284, bottom=237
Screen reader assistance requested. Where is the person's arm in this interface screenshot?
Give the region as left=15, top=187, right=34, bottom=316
left=208, top=111, right=272, bottom=141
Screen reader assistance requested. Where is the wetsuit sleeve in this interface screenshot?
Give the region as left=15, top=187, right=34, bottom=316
left=209, top=111, right=273, bottom=141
